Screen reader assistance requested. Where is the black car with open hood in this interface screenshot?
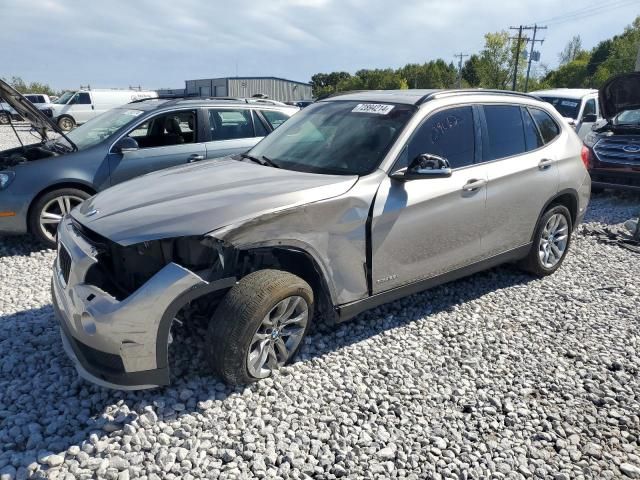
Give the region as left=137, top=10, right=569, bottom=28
left=582, top=72, right=640, bottom=192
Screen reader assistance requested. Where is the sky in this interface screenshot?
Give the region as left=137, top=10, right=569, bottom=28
left=0, top=0, right=638, bottom=91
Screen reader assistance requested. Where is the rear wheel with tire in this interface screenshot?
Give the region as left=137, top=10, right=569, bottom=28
left=520, top=204, right=573, bottom=277
left=206, top=269, right=314, bottom=385
left=29, top=188, right=91, bottom=247
left=57, top=115, right=75, bottom=131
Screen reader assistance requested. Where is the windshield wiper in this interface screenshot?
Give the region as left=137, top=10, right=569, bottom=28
left=240, top=153, right=280, bottom=168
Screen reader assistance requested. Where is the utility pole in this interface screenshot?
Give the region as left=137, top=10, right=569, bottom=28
left=509, top=26, right=524, bottom=91
left=524, top=25, right=547, bottom=92
left=454, top=53, right=469, bottom=88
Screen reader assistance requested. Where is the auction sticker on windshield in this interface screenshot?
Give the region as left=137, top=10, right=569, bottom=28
left=352, top=104, right=395, bottom=115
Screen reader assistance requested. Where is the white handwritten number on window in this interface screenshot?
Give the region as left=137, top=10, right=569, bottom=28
left=431, top=115, right=461, bottom=144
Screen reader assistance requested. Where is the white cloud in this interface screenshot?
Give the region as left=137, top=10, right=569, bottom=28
left=0, top=0, right=636, bottom=90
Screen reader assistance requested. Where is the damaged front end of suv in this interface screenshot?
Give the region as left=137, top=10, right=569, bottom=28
left=53, top=217, right=240, bottom=388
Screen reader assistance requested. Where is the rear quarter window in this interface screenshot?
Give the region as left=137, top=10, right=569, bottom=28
left=529, top=108, right=560, bottom=144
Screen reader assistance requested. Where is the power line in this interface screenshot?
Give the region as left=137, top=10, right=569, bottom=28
left=533, top=0, right=637, bottom=26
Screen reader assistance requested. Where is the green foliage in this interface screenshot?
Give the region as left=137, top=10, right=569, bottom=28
left=310, top=15, right=640, bottom=96
left=1, top=76, right=59, bottom=96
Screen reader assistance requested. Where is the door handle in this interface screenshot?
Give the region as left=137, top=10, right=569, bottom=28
left=188, top=154, right=205, bottom=163
left=538, top=158, right=553, bottom=170
left=462, top=178, right=486, bottom=192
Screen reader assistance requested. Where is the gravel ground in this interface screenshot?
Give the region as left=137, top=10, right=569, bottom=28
left=1, top=125, right=640, bottom=479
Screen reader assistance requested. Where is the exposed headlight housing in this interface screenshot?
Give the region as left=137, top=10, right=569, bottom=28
left=0, top=172, right=15, bottom=190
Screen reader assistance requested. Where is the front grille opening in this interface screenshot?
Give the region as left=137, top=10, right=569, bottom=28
left=594, top=137, right=640, bottom=166
left=59, top=245, right=72, bottom=284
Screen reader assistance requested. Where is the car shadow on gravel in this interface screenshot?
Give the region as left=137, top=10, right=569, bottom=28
left=0, top=261, right=536, bottom=473
left=0, top=234, right=51, bottom=257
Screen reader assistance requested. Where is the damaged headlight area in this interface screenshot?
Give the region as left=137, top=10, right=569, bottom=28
left=79, top=226, right=235, bottom=300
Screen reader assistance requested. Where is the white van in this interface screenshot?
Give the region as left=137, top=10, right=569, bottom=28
left=51, top=88, right=158, bottom=131
left=531, top=88, right=601, bottom=139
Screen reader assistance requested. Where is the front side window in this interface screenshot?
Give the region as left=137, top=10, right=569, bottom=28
left=582, top=99, right=596, bottom=118
left=260, top=110, right=291, bottom=129
left=62, top=108, right=144, bottom=150
left=126, top=110, right=197, bottom=148
left=209, top=109, right=254, bottom=140
left=248, top=101, right=415, bottom=175
left=482, top=105, right=526, bottom=161
left=529, top=108, right=560, bottom=144
left=74, top=92, right=91, bottom=105
left=407, top=106, right=475, bottom=169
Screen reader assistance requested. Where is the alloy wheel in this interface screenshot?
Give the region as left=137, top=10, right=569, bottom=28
left=246, top=295, right=309, bottom=379
left=39, top=195, right=84, bottom=243
left=538, top=213, right=569, bottom=269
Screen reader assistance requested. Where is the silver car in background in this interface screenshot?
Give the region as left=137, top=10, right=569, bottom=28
left=53, top=89, right=590, bottom=389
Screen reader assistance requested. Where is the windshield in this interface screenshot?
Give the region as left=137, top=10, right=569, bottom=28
left=61, top=108, right=144, bottom=150
left=54, top=91, right=75, bottom=105
left=615, top=108, right=640, bottom=125
left=247, top=101, right=415, bottom=175
left=539, top=96, right=581, bottom=119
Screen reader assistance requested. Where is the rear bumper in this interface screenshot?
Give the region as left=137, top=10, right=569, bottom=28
left=52, top=216, right=235, bottom=389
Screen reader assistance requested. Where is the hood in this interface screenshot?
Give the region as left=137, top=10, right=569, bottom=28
left=0, top=79, right=69, bottom=141
left=74, top=158, right=359, bottom=245
left=599, top=72, right=640, bottom=120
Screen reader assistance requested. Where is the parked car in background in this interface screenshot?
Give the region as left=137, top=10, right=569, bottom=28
left=0, top=79, right=298, bottom=246
left=51, top=88, right=159, bottom=131
left=532, top=88, right=601, bottom=139
left=582, top=72, right=640, bottom=192
left=286, top=100, right=314, bottom=108
left=0, top=102, right=21, bottom=124
left=52, top=89, right=589, bottom=389
left=24, top=93, right=53, bottom=105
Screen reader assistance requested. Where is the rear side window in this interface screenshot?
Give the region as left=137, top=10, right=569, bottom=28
left=407, top=106, right=475, bottom=169
left=529, top=108, right=560, bottom=144
left=482, top=105, right=526, bottom=161
left=521, top=107, right=543, bottom=151
left=260, top=110, right=290, bottom=129
left=209, top=109, right=254, bottom=140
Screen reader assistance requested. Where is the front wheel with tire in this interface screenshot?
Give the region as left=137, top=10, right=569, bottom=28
left=0, top=112, right=10, bottom=125
left=57, top=115, right=75, bottom=131
left=206, top=269, right=314, bottom=385
left=29, top=188, right=91, bottom=247
left=520, top=205, right=573, bottom=277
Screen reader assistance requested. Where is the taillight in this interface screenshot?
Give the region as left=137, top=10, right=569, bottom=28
left=581, top=145, right=592, bottom=169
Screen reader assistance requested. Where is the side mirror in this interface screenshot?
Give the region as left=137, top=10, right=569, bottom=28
left=112, top=137, right=139, bottom=154
left=582, top=113, right=597, bottom=123
left=391, top=154, right=452, bottom=181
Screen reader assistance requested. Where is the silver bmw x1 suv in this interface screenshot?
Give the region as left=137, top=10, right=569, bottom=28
left=52, top=89, right=590, bottom=389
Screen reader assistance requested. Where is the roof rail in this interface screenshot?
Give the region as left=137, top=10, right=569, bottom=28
left=127, top=96, right=289, bottom=106
left=416, top=89, right=540, bottom=105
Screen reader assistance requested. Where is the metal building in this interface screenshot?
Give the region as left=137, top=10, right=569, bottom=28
left=184, top=77, right=312, bottom=102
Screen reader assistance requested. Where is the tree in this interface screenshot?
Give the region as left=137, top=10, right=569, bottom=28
left=543, top=53, right=591, bottom=88
left=477, top=31, right=514, bottom=89
left=310, top=72, right=351, bottom=97
left=591, top=16, right=640, bottom=86
left=461, top=55, right=482, bottom=87
left=399, top=60, right=457, bottom=89
left=1, top=76, right=58, bottom=96
left=559, top=35, right=584, bottom=65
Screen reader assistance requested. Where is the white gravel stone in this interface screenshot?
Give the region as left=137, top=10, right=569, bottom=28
left=0, top=126, right=639, bottom=478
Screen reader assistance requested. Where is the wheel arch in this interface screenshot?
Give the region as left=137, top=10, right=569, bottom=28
left=235, top=245, right=337, bottom=321
left=27, top=181, right=97, bottom=232
left=529, top=188, right=579, bottom=243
